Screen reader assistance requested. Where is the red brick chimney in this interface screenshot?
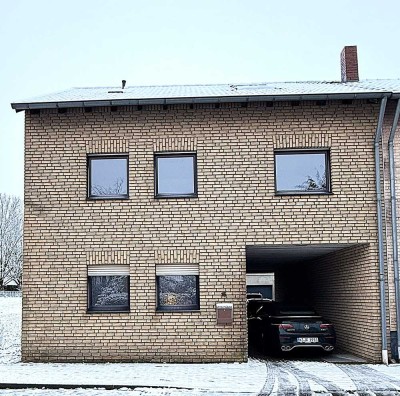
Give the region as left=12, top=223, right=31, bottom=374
left=340, top=46, right=359, bottom=82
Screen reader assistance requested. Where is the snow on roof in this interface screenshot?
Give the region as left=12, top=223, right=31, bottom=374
left=11, top=79, right=400, bottom=111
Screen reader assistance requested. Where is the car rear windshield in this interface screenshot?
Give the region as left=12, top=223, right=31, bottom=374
left=277, top=304, right=317, bottom=315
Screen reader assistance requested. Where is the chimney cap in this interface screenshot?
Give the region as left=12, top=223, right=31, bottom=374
left=341, top=46, right=359, bottom=82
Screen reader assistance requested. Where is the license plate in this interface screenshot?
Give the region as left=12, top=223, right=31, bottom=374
left=297, top=337, right=318, bottom=343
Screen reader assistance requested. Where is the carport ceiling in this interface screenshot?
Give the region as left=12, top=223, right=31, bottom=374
left=246, top=243, right=361, bottom=272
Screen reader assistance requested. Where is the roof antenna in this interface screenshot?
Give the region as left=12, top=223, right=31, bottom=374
left=122, top=80, right=126, bottom=89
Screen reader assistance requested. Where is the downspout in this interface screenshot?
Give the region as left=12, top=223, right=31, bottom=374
left=375, top=96, right=388, bottom=364
left=388, top=99, right=400, bottom=362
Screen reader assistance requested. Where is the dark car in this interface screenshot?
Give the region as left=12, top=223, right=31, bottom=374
left=248, top=299, right=336, bottom=354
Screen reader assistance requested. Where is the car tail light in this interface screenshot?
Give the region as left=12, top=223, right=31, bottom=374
left=279, top=323, right=295, bottom=332
left=320, top=324, right=332, bottom=331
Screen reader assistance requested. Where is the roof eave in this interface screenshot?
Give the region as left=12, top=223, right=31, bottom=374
left=10, top=92, right=392, bottom=111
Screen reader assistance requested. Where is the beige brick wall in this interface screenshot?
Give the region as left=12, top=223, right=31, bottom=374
left=23, top=100, right=385, bottom=362
left=307, top=244, right=381, bottom=360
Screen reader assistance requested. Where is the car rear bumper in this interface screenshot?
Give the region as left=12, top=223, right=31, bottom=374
left=279, top=334, right=336, bottom=352
left=280, top=344, right=335, bottom=352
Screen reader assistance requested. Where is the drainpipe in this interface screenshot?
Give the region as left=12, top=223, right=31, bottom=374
left=388, top=99, right=400, bottom=362
left=375, top=96, right=388, bottom=364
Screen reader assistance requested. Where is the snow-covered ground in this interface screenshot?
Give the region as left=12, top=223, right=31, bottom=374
left=0, top=361, right=266, bottom=394
left=0, top=389, right=244, bottom=395
left=0, top=295, right=21, bottom=364
left=2, top=296, right=400, bottom=396
left=0, top=297, right=266, bottom=395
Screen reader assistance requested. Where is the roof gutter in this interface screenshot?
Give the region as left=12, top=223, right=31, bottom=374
left=388, top=99, right=400, bottom=362
left=11, top=92, right=391, bottom=111
left=375, top=96, right=389, bottom=364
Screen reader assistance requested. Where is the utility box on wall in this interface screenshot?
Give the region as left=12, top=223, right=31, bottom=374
left=216, top=303, right=233, bottom=325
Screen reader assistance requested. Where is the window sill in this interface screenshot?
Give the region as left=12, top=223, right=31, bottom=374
left=156, top=309, right=201, bottom=313
left=275, top=191, right=333, bottom=196
left=87, top=309, right=130, bottom=314
left=87, top=196, right=129, bottom=201
left=155, top=194, right=198, bottom=199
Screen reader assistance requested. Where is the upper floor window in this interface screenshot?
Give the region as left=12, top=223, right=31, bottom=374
left=275, top=150, right=330, bottom=195
left=154, top=153, right=197, bottom=198
left=88, top=155, right=128, bottom=199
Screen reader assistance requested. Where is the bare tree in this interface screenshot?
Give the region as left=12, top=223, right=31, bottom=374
left=0, top=193, right=23, bottom=289
left=297, top=170, right=326, bottom=191
left=91, top=177, right=126, bottom=196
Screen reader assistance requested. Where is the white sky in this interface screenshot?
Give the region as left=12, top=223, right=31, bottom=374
left=1, top=0, right=400, bottom=198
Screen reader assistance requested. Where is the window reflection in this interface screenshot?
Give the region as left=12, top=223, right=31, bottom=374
left=156, top=154, right=196, bottom=197
left=157, top=275, right=199, bottom=310
left=89, top=275, right=129, bottom=311
left=275, top=151, right=329, bottom=193
left=89, top=157, right=128, bottom=198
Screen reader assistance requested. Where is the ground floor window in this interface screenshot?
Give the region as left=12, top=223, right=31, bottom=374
left=156, top=264, right=199, bottom=311
left=87, top=265, right=130, bottom=312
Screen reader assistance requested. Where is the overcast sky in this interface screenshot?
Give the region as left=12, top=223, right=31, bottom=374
left=1, top=0, right=400, bottom=198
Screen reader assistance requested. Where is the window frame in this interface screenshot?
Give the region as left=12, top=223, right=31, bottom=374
left=87, top=154, right=129, bottom=200
left=154, top=152, right=198, bottom=199
left=156, top=274, right=200, bottom=312
left=87, top=274, right=130, bottom=313
left=274, top=149, right=331, bottom=195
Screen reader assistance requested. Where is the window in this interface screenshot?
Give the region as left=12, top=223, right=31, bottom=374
left=88, top=265, right=130, bottom=312
left=274, top=150, right=330, bottom=194
left=88, top=155, right=128, bottom=199
left=154, top=153, right=197, bottom=198
left=156, top=265, right=199, bottom=311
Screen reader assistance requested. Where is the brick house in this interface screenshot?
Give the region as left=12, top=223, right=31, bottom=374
left=11, top=46, right=400, bottom=363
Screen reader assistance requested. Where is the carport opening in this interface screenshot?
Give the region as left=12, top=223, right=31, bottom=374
left=246, top=243, right=370, bottom=361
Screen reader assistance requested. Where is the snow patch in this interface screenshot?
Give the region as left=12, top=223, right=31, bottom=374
left=366, top=364, right=400, bottom=390
left=0, top=361, right=266, bottom=393
left=0, top=389, right=256, bottom=395
left=0, top=296, right=21, bottom=363
left=291, top=361, right=357, bottom=391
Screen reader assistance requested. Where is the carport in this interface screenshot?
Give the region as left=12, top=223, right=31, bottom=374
left=246, top=243, right=380, bottom=361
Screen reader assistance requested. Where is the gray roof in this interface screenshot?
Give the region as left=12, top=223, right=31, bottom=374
left=11, top=79, right=400, bottom=111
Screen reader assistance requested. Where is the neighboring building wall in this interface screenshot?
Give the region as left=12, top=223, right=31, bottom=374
left=394, top=106, right=400, bottom=361
left=382, top=99, right=400, bottom=360
left=23, top=100, right=383, bottom=362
